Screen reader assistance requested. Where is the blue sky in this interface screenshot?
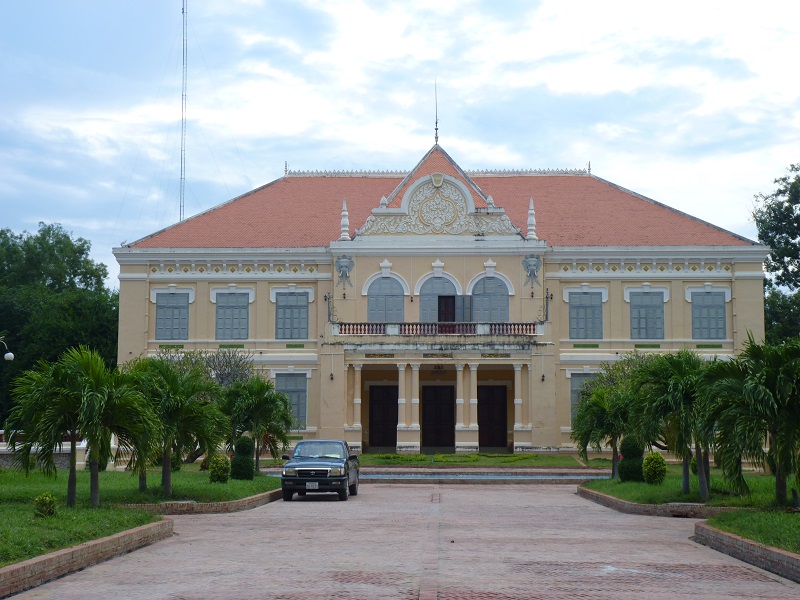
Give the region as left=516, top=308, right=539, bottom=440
left=2, top=0, right=799, bottom=286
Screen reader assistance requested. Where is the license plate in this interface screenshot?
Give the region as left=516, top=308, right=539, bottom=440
left=306, top=482, right=319, bottom=490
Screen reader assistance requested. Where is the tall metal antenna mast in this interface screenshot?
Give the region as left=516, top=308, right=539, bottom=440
left=179, top=0, right=188, bottom=221
left=434, top=79, right=439, bottom=144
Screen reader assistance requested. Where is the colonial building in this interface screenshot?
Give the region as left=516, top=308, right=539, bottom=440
left=114, top=145, right=767, bottom=453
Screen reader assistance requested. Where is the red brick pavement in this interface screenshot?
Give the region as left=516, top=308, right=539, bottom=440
left=10, top=485, right=800, bottom=599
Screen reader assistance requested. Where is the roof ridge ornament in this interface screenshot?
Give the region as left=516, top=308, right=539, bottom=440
left=526, top=197, right=538, bottom=240
left=340, top=199, right=350, bottom=241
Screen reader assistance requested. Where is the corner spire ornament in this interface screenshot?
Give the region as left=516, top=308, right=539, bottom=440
left=340, top=198, right=351, bottom=241
left=526, top=197, right=537, bottom=240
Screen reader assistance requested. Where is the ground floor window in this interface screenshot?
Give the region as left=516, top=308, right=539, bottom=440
left=275, top=373, right=307, bottom=429
left=569, top=373, right=596, bottom=424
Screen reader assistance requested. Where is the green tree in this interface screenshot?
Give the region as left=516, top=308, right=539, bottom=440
left=753, top=163, right=800, bottom=290
left=0, top=224, right=117, bottom=422
left=128, top=357, right=227, bottom=497
left=571, top=387, right=628, bottom=479
left=702, top=335, right=800, bottom=505
left=764, top=288, right=800, bottom=344
left=223, top=375, right=293, bottom=472
left=634, top=350, right=710, bottom=500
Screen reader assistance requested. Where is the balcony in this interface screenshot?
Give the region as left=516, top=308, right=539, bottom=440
left=332, top=322, right=539, bottom=336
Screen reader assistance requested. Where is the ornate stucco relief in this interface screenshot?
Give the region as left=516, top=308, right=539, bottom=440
left=357, top=178, right=520, bottom=236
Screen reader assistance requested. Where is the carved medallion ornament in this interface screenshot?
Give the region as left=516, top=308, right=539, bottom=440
left=357, top=176, right=520, bottom=236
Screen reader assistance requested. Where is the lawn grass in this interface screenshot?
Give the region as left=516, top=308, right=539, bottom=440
left=707, top=509, right=800, bottom=555
left=583, top=470, right=778, bottom=508
left=357, top=452, right=584, bottom=468
left=0, top=465, right=282, bottom=568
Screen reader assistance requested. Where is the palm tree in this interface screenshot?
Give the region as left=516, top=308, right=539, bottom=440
left=224, top=375, right=293, bottom=472
left=702, top=335, right=800, bottom=505
left=6, top=359, right=82, bottom=506
left=634, top=350, right=709, bottom=499
left=571, top=387, right=629, bottom=478
left=129, top=357, right=227, bottom=497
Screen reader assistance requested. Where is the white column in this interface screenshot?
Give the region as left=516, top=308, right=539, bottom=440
left=352, top=363, right=362, bottom=427
left=468, top=363, right=479, bottom=427
left=410, top=363, right=421, bottom=426
left=513, top=364, right=523, bottom=428
left=455, top=363, right=465, bottom=426
left=397, top=363, right=407, bottom=427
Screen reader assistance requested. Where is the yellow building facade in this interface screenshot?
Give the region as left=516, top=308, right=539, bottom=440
left=114, top=145, right=767, bottom=453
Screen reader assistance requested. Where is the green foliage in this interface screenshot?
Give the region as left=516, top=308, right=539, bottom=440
left=642, top=452, right=667, bottom=485
left=33, top=492, right=57, bottom=517
left=619, top=436, right=644, bottom=459
left=433, top=453, right=479, bottom=463
left=708, top=510, right=800, bottom=555
left=690, top=455, right=698, bottom=475
left=209, top=454, right=231, bottom=483
left=752, top=163, right=800, bottom=290
left=369, top=453, right=428, bottom=462
left=617, top=457, right=644, bottom=482
left=199, top=454, right=212, bottom=471
left=171, top=451, right=182, bottom=472
left=231, top=436, right=255, bottom=480
left=764, top=288, right=800, bottom=344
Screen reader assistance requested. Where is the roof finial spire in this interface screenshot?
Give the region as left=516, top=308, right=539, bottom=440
left=588, top=160, right=591, bottom=175
left=526, top=197, right=538, bottom=240
left=434, top=78, right=439, bottom=145
left=285, top=161, right=288, bottom=176
left=340, top=198, right=351, bottom=241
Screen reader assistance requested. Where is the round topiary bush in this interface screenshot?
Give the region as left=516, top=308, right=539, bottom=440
left=643, top=451, right=667, bottom=485
left=618, top=457, right=644, bottom=482
left=230, top=436, right=255, bottom=480
left=619, top=435, right=644, bottom=460
left=34, top=492, right=57, bottom=517
left=209, top=454, right=231, bottom=483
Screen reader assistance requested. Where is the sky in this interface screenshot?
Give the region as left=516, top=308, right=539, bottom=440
left=2, top=0, right=799, bottom=288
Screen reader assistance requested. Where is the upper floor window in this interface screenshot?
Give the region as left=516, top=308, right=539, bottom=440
left=155, top=292, right=189, bottom=340
left=471, top=276, right=509, bottom=322
left=420, top=277, right=470, bottom=322
left=630, top=291, right=665, bottom=339
left=568, top=292, right=603, bottom=339
left=216, top=292, right=249, bottom=340
left=275, top=372, right=308, bottom=430
left=367, top=277, right=404, bottom=323
left=691, top=291, right=726, bottom=339
left=276, top=292, right=308, bottom=339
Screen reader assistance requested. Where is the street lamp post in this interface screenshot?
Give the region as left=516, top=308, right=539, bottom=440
left=1, top=337, right=14, bottom=361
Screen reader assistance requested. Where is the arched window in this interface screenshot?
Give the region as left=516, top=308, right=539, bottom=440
left=367, top=277, right=404, bottom=323
left=471, top=277, right=509, bottom=322
left=419, top=278, right=458, bottom=322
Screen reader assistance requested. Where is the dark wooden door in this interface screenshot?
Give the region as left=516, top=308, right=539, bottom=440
left=369, top=385, right=398, bottom=449
left=478, top=385, right=508, bottom=449
left=438, top=296, right=456, bottom=322
left=421, top=386, right=455, bottom=450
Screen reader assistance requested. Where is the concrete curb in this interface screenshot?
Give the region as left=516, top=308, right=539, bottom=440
left=120, top=488, right=282, bottom=514
left=694, top=522, right=800, bottom=583
left=0, top=519, right=173, bottom=599
left=576, top=486, right=738, bottom=518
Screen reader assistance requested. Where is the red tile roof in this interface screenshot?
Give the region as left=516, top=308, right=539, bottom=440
left=129, top=146, right=753, bottom=249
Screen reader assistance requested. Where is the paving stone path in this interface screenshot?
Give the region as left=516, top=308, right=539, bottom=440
left=13, top=484, right=800, bottom=599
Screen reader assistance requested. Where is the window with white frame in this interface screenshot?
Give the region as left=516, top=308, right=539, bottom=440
left=471, top=276, right=510, bottom=322
left=630, top=291, right=665, bottom=339
left=691, top=291, right=726, bottom=339
left=367, top=277, right=404, bottom=323
left=155, top=293, right=189, bottom=340
left=568, top=292, right=603, bottom=339
left=215, top=292, right=249, bottom=340
left=275, top=292, right=308, bottom=339
left=275, top=373, right=308, bottom=429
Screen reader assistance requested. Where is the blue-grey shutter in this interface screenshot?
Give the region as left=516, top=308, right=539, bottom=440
left=419, top=278, right=457, bottom=322
left=630, top=291, right=664, bottom=339
left=216, top=293, right=249, bottom=340
left=455, top=295, right=471, bottom=322
left=569, top=292, right=602, bottom=339
left=472, top=277, right=509, bottom=322
left=275, top=373, right=307, bottom=429
left=367, top=278, right=404, bottom=323
left=692, top=291, right=726, bottom=339
left=155, top=293, right=189, bottom=340
left=276, top=292, right=308, bottom=339
left=570, top=373, right=595, bottom=424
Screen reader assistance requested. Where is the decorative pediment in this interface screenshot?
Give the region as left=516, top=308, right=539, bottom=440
left=357, top=173, right=520, bottom=237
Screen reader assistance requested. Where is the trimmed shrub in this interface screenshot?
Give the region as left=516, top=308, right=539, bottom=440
left=643, top=451, right=668, bottom=485
left=231, top=436, right=255, bottom=480
left=34, top=492, right=57, bottom=517
left=619, top=436, right=644, bottom=460
left=618, top=457, right=644, bottom=482
left=690, top=455, right=698, bottom=475
left=209, top=454, right=231, bottom=483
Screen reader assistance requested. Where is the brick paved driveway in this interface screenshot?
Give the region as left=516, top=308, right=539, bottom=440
left=14, top=484, right=800, bottom=599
